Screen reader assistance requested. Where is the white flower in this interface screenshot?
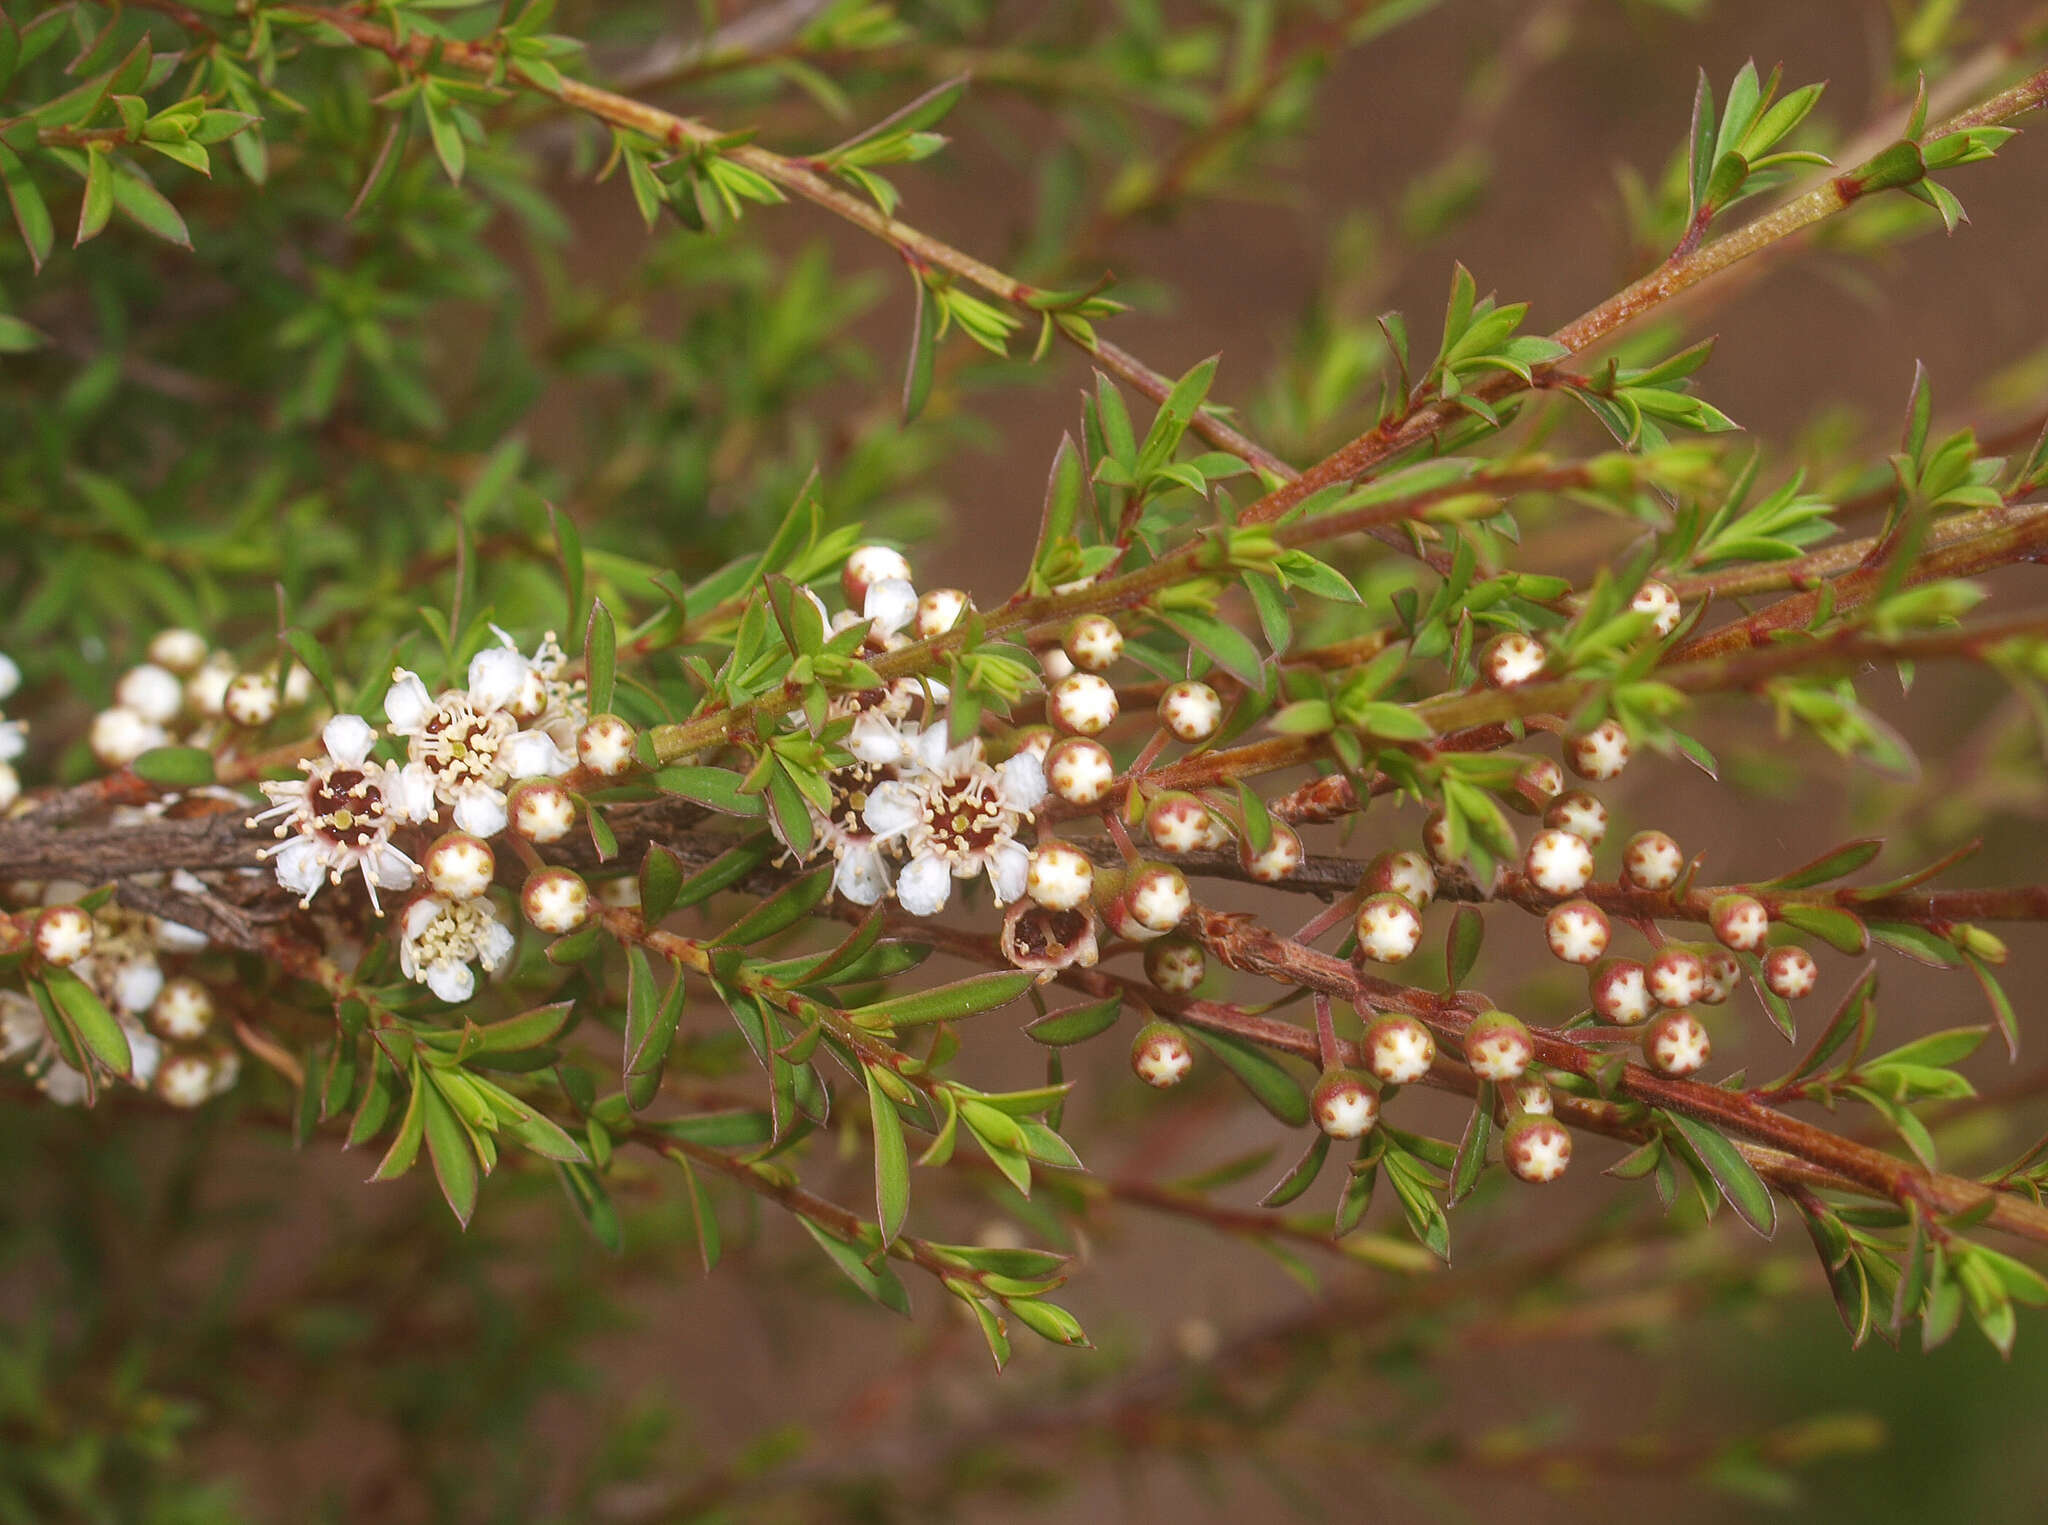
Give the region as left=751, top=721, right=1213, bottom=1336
left=768, top=715, right=920, bottom=907
left=384, top=633, right=587, bottom=839
left=0, top=650, right=19, bottom=701
left=1, top=989, right=44, bottom=1062
left=247, top=714, right=418, bottom=913
left=399, top=894, right=516, bottom=1003
left=863, top=726, right=1046, bottom=916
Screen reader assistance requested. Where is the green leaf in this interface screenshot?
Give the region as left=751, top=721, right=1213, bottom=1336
left=1962, top=951, right=2018, bottom=1061
left=455, top=1001, right=575, bottom=1057
left=108, top=160, right=190, bottom=247
left=371, top=1065, right=428, bottom=1181
left=584, top=597, right=617, bottom=714
left=1005, top=1296, right=1090, bottom=1348
left=651, top=765, right=765, bottom=817
left=846, top=970, right=1038, bottom=1028
left=419, top=1077, right=481, bottom=1227
left=1189, top=1027, right=1310, bottom=1126
left=1663, top=1111, right=1776, bottom=1237
left=866, top=1064, right=911, bottom=1246
left=713, top=865, right=832, bottom=946
left=1261, top=1132, right=1331, bottom=1208
left=672, top=1153, right=722, bottom=1272
left=799, top=1217, right=911, bottom=1315
left=1025, top=995, right=1123, bottom=1047
left=1761, top=838, right=1883, bottom=890
left=1445, top=904, right=1483, bottom=991
left=902, top=274, right=938, bottom=423
left=76, top=147, right=114, bottom=245
left=1776, top=903, right=1869, bottom=954
left=1448, top=1083, right=1492, bottom=1207
left=1156, top=609, right=1268, bottom=689
left=130, top=745, right=215, bottom=786
left=42, top=968, right=131, bottom=1079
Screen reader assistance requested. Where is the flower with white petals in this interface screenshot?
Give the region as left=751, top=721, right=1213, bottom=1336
left=863, top=726, right=1046, bottom=916
left=1, top=989, right=44, bottom=1063
left=400, top=893, right=516, bottom=1003
left=767, top=714, right=921, bottom=906
left=248, top=714, right=418, bottom=913
left=385, top=649, right=573, bottom=838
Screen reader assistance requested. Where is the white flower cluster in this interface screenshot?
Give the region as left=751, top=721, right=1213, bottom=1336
left=765, top=551, right=1046, bottom=916
left=0, top=883, right=235, bottom=1109
left=89, top=628, right=314, bottom=770
left=0, top=650, right=23, bottom=809
left=248, top=629, right=585, bottom=914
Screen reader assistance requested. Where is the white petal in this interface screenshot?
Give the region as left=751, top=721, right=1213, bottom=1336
left=847, top=713, right=906, bottom=765
left=388, top=762, right=439, bottom=824
left=401, top=895, right=445, bottom=942
left=988, top=840, right=1030, bottom=904
left=503, top=730, right=569, bottom=780
left=834, top=844, right=891, bottom=906
left=427, top=959, right=475, bottom=1004
left=862, top=781, right=925, bottom=839
left=910, top=725, right=951, bottom=772
left=452, top=785, right=509, bottom=840
left=0, top=722, right=25, bottom=762
left=467, top=645, right=530, bottom=713
left=322, top=714, right=377, bottom=768
left=863, top=578, right=918, bottom=637
left=384, top=671, right=434, bottom=732
left=111, top=959, right=164, bottom=1016
left=152, top=918, right=209, bottom=954
left=476, top=917, right=516, bottom=971
left=272, top=837, right=325, bottom=900
left=0, top=651, right=18, bottom=701
left=999, top=752, right=1047, bottom=812
left=368, top=843, right=418, bottom=892
left=126, top=1025, right=163, bottom=1086
left=895, top=854, right=952, bottom=916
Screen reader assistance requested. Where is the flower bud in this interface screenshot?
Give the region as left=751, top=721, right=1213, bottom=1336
left=34, top=905, right=95, bottom=967
left=1158, top=681, right=1223, bottom=743
left=1509, top=1077, right=1554, bottom=1116
left=90, top=706, right=166, bottom=767
left=842, top=545, right=912, bottom=607
left=1644, top=1008, right=1711, bottom=1076
left=1544, top=789, right=1608, bottom=845
left=1647, top=946, right=1707, bottom=1008
left=1621, top=830, right=1683, bottom=891
left=1510, top=756, right=1564, bottom=811
left=577, top=714, right=637, bottom=778
left=1763, top=944, right=1818, bottom=1000
left=1063, top=614, right=1124, bottom=672
left=522, top=867, right=590, bottom=935
left=1143, top=938, right=1206, bottom=994
left=1045, top=736, right=1116, bottom=805
left=510, top=780, right=577, bottom=844
left=1144, top=792, right=1213, bottom=854
left=1589, top=957, right=1653, bottom=1025
left=1048, top=672, right=1119, bottom=736
left=1545, top=900, right=1610, bottom=965
left=914, top=587, right=971, bottom=638
left=1353, top=891, right=1422, bottom=964
left=1238, top=821, right=1303, bottom=883
left=1699, top=948, right=1740, bottom=1005
left=222, top=672, right=281, bottom=728
left=1463, top=1010, right=1534, bottom=1082
left=1480, top=631, right=1547, bottom=688
left=1566, top=719, right=1631, bottom=781
left=1631, top=580, right=1682, bottom=638
left=1026, top=842, right=1094, bottom=912
left=1363, top=1012, right=1436, bottom=1085
left=1131, top=1019, right=1193, bottom=1088
left=1524, top=828, right=1595, bottom=896
left=1312, top=1069, right=1380, bottom=1139
left=1504, top=1113, right=1572, bottom=1182
left=151, top=976, right=216, bottom=1041
left=1710, top=893, right=1771, bottom=951
left=1363, top=849, right=1436, bottom=909
left=158, top=1052, right=217, bottom=1109
left=1119, top=863, right=1190, bottom=937
left=116, top=663, right=184, bottom=725
left=425, top=832, right=496, bottom=901
left=146, top=628, right=209, bottom=675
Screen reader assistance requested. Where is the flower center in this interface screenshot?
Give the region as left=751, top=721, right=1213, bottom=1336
left=309, top=768, right=389, bottom=849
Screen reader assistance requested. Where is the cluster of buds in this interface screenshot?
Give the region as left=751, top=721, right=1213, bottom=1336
left=3, top=883, right=233, bottom=1109
left=88, top=628, right=315, bottom=770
